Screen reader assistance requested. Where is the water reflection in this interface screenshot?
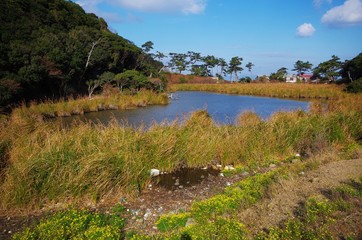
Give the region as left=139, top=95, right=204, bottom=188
left=61, top=91, right=309, bottom=127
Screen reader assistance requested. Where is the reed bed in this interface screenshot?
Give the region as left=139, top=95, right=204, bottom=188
left=1, top=106, right=361, bottom=209
left=171, top=83, right=348, bottom=100
left=11, top=90, right=168, bottom=121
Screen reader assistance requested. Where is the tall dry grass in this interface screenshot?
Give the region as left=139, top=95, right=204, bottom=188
left=1, top=106, right=361, bottom=209
left=171, top=83, right=347, bottom=100
left=11, top=90, right=168, bottom=121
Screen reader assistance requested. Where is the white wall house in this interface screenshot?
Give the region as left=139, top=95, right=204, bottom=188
left=286, top=74, right=298, bottom=83
left=285, top=74, right=313, bottom=83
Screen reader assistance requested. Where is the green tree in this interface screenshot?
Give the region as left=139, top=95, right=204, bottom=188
left=154, top=51, right=166, bottom=72
left=141, top=41, right=154, bottom=53
left=203, top=55, right=218, bottom=76
left=228, top=57, right=243, bottom=81
left=114, top=70, right=149, bottom=92
left=86, top=71, right=114, bottom=98
left=293, top=60, right=313, bottom=75
left=191, top=64, right=209, bottom=77
left=168, top=53, right=187, bottom=74
left=187, top=51, right=201, bottom=66
left=313, top=55, right=342, bottom=82
left=245, top=62, right=255, bottom=79
left=341, top=52, right=362, bottom=82
left=217, top=58, right=228, bottom=77
left=270, top=67, right=288, bottom=81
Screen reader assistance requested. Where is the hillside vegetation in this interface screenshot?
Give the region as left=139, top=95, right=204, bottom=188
left=0, top=0, right=161, bottom=109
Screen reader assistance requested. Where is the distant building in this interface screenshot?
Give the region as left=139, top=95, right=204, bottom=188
left=285, top=73, right=313, bottom=83
left=299, top=74, right=313, bottom=82
left=286, top=74, right=298, bottom=83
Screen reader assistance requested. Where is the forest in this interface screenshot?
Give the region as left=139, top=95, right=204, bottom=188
left=0, top=0, right=162, bottom=110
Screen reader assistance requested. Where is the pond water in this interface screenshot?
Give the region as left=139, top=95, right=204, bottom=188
left=62, top=91, right=309, bottom=127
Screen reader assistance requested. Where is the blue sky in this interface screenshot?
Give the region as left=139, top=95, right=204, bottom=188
left=75, top=0, right=362, bottom=77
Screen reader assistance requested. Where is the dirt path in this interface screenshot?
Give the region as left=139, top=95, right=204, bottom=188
left=238, top=158, right=362, bottom=234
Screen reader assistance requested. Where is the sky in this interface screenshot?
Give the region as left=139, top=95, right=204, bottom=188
left=75, top=0, right=362, bottom=77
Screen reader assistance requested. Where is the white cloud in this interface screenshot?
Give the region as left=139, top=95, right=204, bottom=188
left=322, top=0, right=362, bottom=26
left=296, top=23, right=316, bottom=37
left=111, top=0, right=207, bottom=14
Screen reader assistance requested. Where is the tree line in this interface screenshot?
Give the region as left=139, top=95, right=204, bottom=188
left=152, top=48, right=254, bottom=82
left=269, top=53, right=362, bottom=87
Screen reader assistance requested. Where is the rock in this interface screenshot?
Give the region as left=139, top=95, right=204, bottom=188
left=224, top=165, right=235, bottom=171
left=179, top=185, right=184, bottom=189
left=144, top=209, right=152, bottom=220
left=174, top=179, right=180, bottom=186
left=185, top=218, right=196, bottom=227
left=269, top=164, right=276, bottom=168
left=299, top=171, right=305, bottom=176
left=200, top=175, right=205, bottom=179
left=150, top=169, right=160, bottom=177
left=148, top=184, right=152, bottom=188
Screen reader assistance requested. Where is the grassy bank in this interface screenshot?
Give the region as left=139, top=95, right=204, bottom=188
left=1, top=107, right=361, bottom=209
left=11, top=90, right=168, bottom=120
left=170, top=83, right=347, bottom=100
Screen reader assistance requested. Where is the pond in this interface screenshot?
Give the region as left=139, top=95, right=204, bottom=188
left=62, top=91, right=309, bottom=127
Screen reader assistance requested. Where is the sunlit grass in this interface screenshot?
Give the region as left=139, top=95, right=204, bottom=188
left=1, top=107, right=361, bottom=209
left=11, top=90, right=168, bottom=120
left=171, top=83, right=346, bottom=99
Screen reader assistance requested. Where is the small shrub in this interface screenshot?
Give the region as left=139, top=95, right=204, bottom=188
left=179, top=77, right=188, bottom=84
left=156, top=212, right=190, bottom=232
left=346, top=78, right=362, bottom=93
left=12, top=209, right=126, bottom=240
left=179, top=218, right=247, bottom=240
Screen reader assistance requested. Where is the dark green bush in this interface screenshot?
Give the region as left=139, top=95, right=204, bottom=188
left=346, top=78, right=362, bottom=93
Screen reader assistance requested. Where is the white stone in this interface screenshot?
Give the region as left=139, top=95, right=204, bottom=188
left=224, top=165, right=235, bottom=171
left=150, top=169, right=160, bottom=177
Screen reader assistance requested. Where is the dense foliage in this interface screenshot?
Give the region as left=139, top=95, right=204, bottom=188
left=0, top=0, right=161, bottom=108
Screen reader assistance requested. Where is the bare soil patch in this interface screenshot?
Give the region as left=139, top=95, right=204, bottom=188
left=238, top=158, right=362, bottom=236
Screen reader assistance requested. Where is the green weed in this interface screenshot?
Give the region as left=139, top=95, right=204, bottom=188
left=12, top=209, right=126, bottom=240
